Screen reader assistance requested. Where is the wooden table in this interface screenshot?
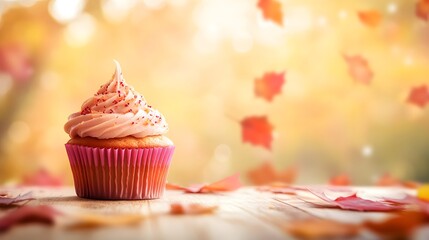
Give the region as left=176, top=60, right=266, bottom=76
left=0, top=186, right=428, bottom=240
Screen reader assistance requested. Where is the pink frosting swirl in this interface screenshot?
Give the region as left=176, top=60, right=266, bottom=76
left=64, top=60, right=168, bottom=139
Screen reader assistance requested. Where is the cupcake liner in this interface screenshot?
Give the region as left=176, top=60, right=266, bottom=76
left=65, top=144, right=175, bottom=200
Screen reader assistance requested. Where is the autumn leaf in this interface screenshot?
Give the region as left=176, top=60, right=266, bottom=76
left=357, top=10, right=382, bottom=27
left=418, top=185, right=429, bottom=202
left=329, top=174, right=351, bottom=186
left=0, top=192, right=34, bottom=207
left=343, top=54, right=373, bottom=84
left=416, top=0, right=429, bottom=21
left=307, top=188, right=404, bottom=211
left=20, top=168, right=63, bottom=187
left=254, top=72, right=285, bottom=102
left=247, top=161, right=297, bottom=185
left=241, top=116, right=273, bottom=150
left=407, top=85, right=429, bottom=108
left=283, top=219, right=360, bottom=239
left=257, top=0, right=283, bottom=26
left=66, top=213, right=144, bottom=229
left=170, top=203, right=218, bottom=215
left=364, top=211, right=429, bottom=239
left=0, top=44, right=33, bottom=83
left=166, top=173, right=242, bottom=193
left=375, top=173, right=420, bottom=188
left=0, top=205, right=59, bottom=232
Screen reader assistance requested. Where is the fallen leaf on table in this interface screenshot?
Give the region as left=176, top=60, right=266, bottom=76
left=343, top=54, right=373, bottom=85
left=283, top=219, right=360, bottom=239
left=66, top=213, right=144, bottom=229
left=0, top=192, right=34, bottom=207
left=376, top=173, right=420, bottom=188
left=0, top=205, right=59, bottom=232
left=357, top=10, right=382, bottom=27
left=247, top=161, right=297, bottom=185
left=254, top=72, right=285, bottom=102
left=408, top=85, right=429, bottom=108
left=416, top=0, right=429, bottom=21
left=166, top=173, right=242, bottom=193
left=257, top=0, right=283, bottom=26
left=364, top=211, right=429, bottom=239
left=241, top=116, right=273, bottom=150
left=418, top=185, right=429, bottom=202
left=20, top=168, right=63, bottom=187
left=170, top=203, right=218, bottom=215
left=307, top=188, right=404, bottom=211
left=329, top=174, right=351, bottom=186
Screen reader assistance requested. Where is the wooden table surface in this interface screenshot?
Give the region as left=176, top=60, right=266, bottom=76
left=0, top=186, right=428, bottom=240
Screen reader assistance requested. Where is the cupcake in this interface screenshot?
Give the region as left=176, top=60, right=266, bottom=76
left=64, top=60, right=174, bottom=200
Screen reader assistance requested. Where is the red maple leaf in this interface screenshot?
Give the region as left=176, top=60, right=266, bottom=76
left=247, top=161, right=297, bottom=185
left=329, top=174, right=351, bottom=186
left=343, top=54, right=373, bottom=84
left=0, top=44, right=33, bottom=83
left=407, top=85, right=429, bottom=108
left=357, top=10, right=382, bottom=27
left=254, top=72, right=285, bottom=101
left=307, top=188, right=404, bottom=212
left=20, top=169, right=63, bottom=187
left=241, top=116, right=273, bottom=150
left=0, top=205, right=59, bottom=232
left=257, top=0, right=283, bottom=26
left=416, top=0, right=429, bottom=21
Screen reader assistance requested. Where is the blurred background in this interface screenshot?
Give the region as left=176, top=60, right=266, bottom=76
left=0, top=0, right=428, bottom=186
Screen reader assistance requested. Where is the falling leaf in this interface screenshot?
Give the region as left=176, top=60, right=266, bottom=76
left=0, top=205, right=59, bottom=232
left=307, top=188, right=404, bottom=211
left=247, top=161, right=297, bottom=185
left=283, top=219, right=360, bottom=239
left=170, top=203, right=218, bottom=215
left=0, top=192, right=34, bottom=207
left=407, top=85, right=429, bottom=108
left=416, top=0, right=429, bottom=21
left=66, top=213, right=144, bottom=229
left=418, top=185, right=429, bottom=202
left=166, top=173, right=242, bottom=193
left=357, top=10, right=382, bottom=27
left=329, top=174, right=351, bottom=186
left=0, top=44, right=33, bottom=83
left=257, top=0, right=283, bottom=26
left=254, top=72, right=285, bottom=102
left=343, top=54, right=373, bottom=84
left=364, top=211, right=429, bottom=239
left=241, top=116, right=273, bottom=150
left=20, top=168, right=63, bottom=187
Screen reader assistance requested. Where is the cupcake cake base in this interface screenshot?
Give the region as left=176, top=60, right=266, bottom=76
left=65, top=144, right=175, bottom=200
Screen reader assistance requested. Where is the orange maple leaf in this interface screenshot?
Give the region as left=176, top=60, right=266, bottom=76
left=247, top=161, right=296, bottom=185
left=283, top=219, right=360, bottom=239
left=357, top=10, right=382, bottom=27
left=241, top=116, right=273, bottom=150
left=254, top=72, right=285, bottom=101
left=416, top=0, right=429, bottom=21
left=257, top=0, right=283, bottom=26
left=170, top=203, right=218, bottom=215
left=343, top=54, right=373, bottom=84
left=407, top=85, right=429, bottom=108
left=329, top=174, right=351, bottom=186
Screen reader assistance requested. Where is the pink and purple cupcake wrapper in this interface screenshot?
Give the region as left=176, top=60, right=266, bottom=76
left=65, top=144, right=175, bottom=200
